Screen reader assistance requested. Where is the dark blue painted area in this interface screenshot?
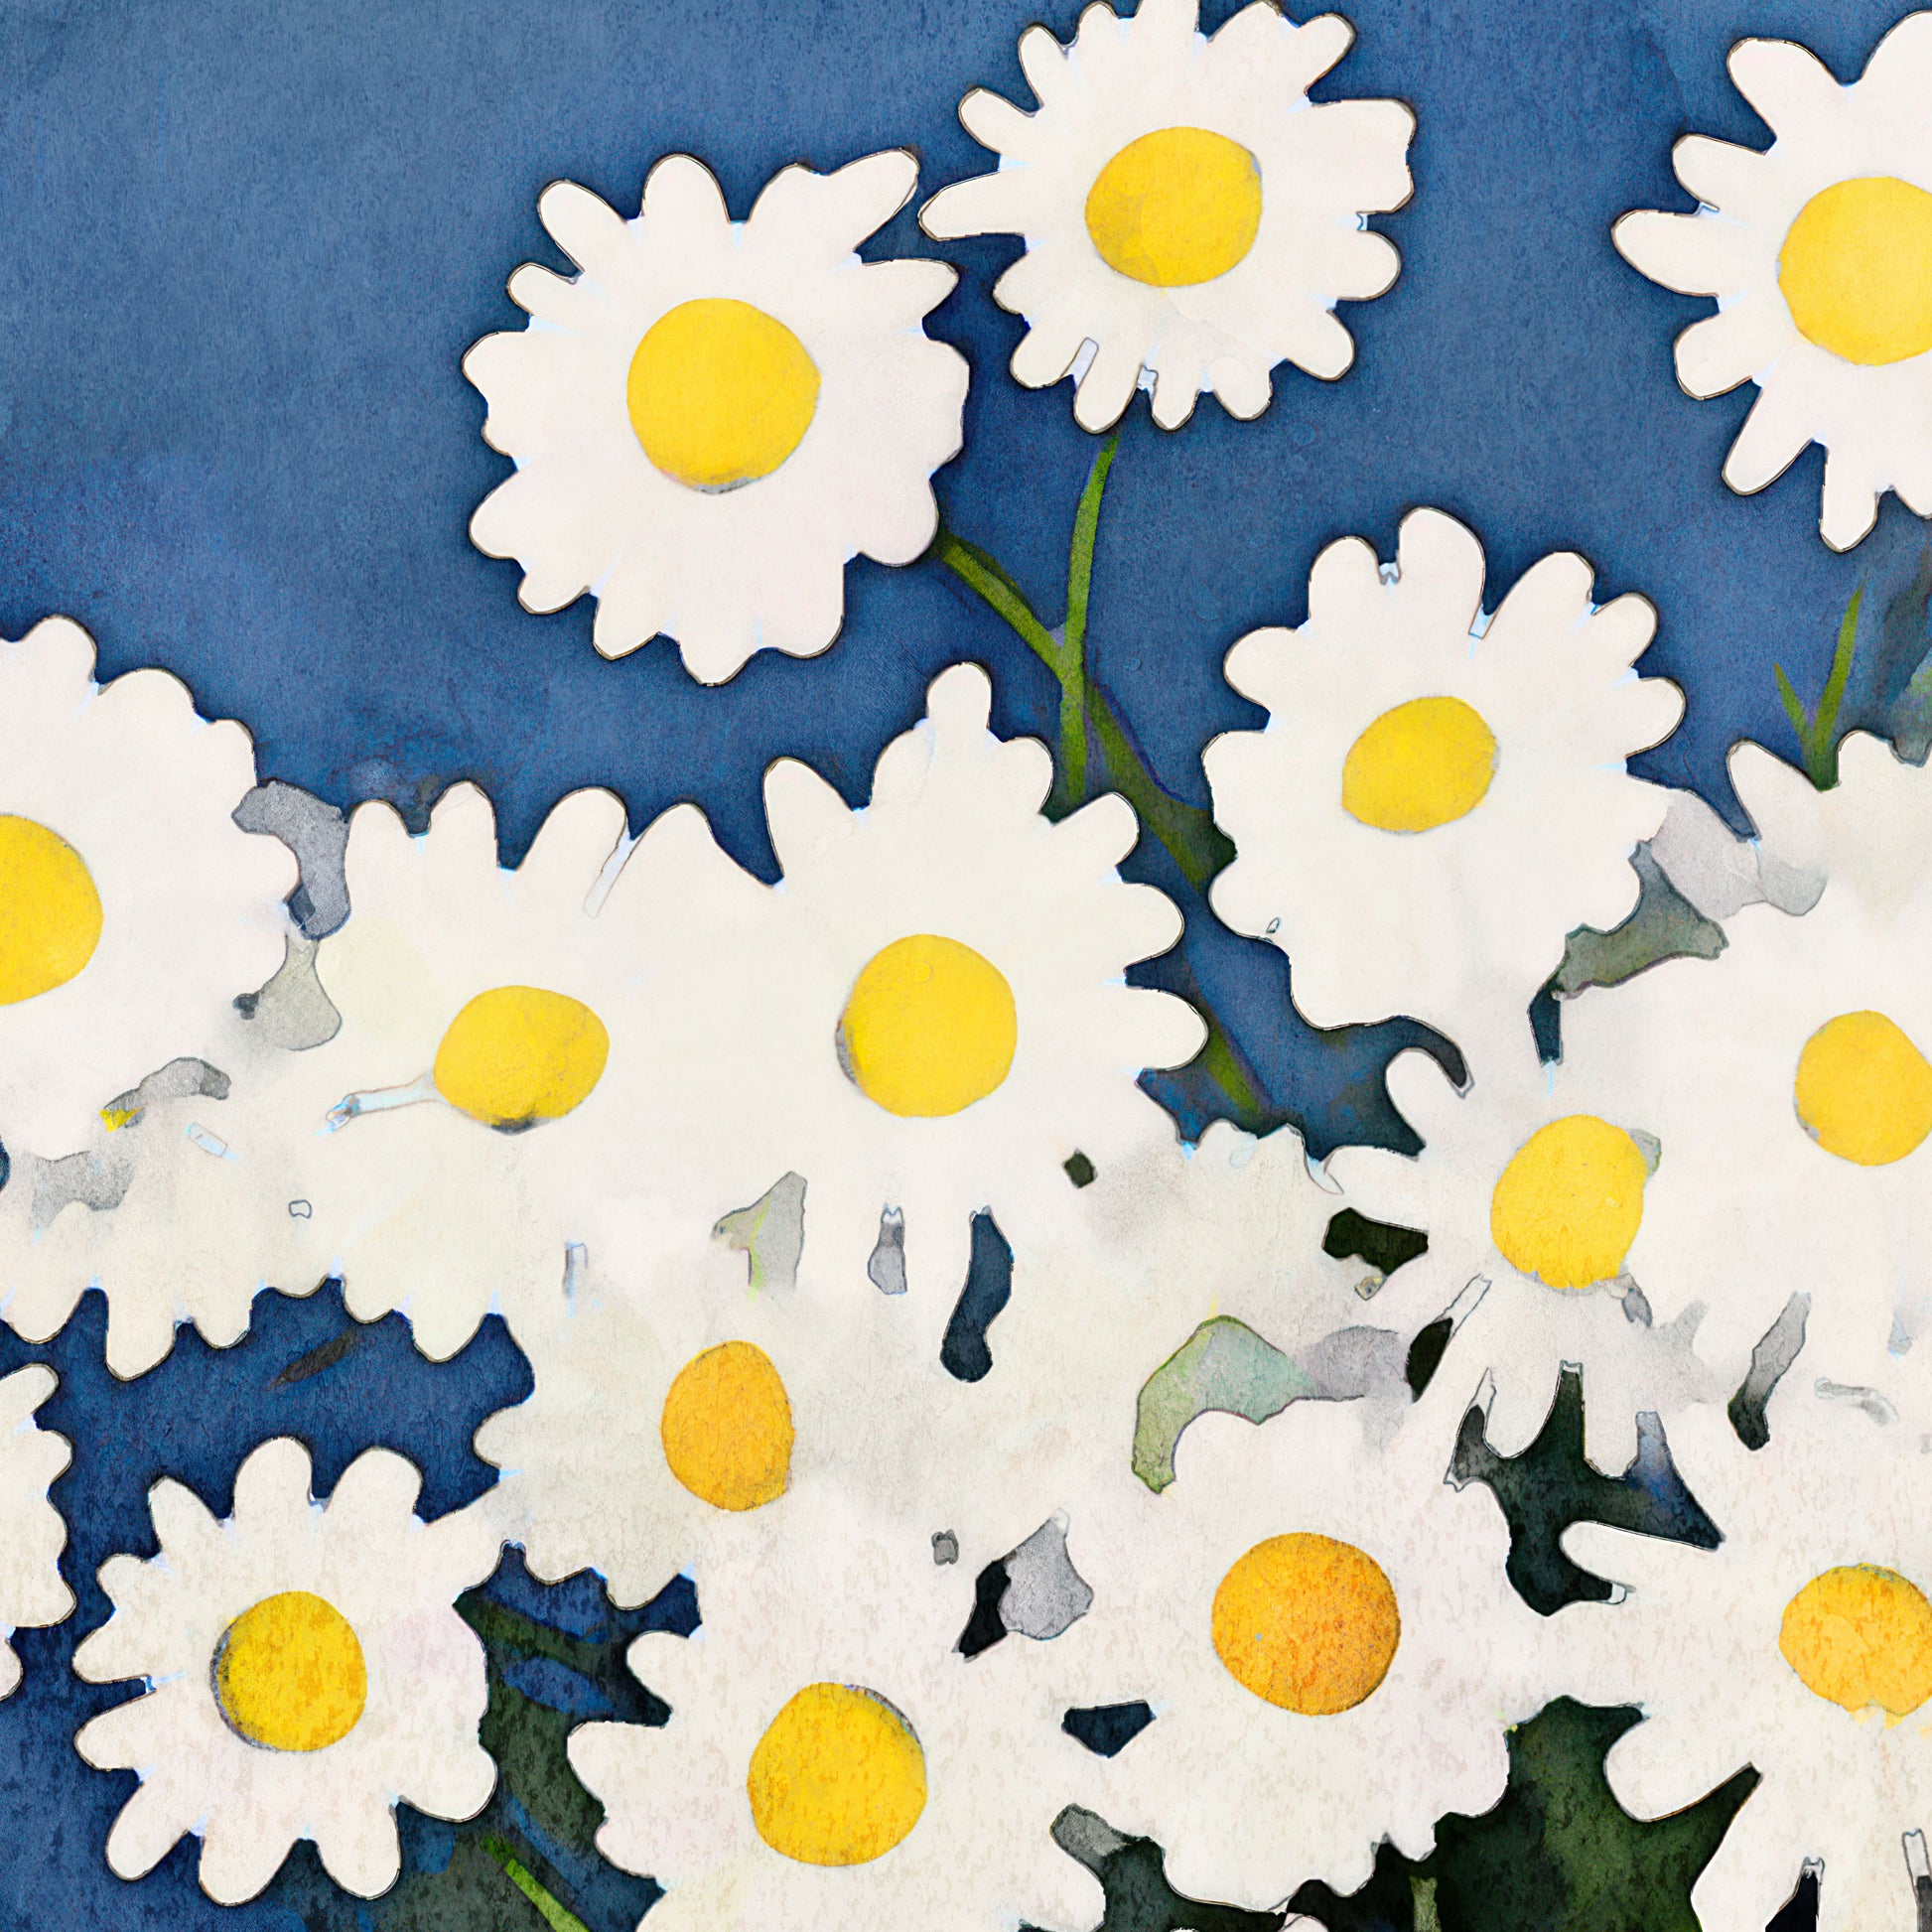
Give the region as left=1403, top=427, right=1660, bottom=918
left=0, top=1286, right=527, bottom=1931
left=0, top=1, right=1920, bottom=1923
left=1062, top=1699, right=1158, bottom=1758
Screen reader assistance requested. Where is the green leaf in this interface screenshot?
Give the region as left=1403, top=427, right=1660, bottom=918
left=1772, top=661, right=1812, bottom=765
left=1133, top=1317, right=1316, bottom=1491
left=1427, top=1700, right=1757, bottom=1932
left=1811, top=585, right=1863, bottom=785
left=1552, top=849, right=1725, bottom=998
left=1773, top=588, right=1863, bottom=790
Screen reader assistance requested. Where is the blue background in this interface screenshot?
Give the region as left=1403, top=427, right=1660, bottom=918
left=0, top=0, right=1922, bottom=1923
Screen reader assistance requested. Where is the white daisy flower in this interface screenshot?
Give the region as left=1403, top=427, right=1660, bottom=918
left=1327, top=1034, right=1725, bottom=1475
left=465, top=150, right=967, bottom=681
left=0, top=618, right=295, bottom=1157
left=0, top=1364, right=72, bottom=1696
left=0, top=1012, right=335, bottom=1377
left=632, top=660, right=1205, bottom=1304
left=281, top=780, right=680, bottom=1361
left=1067, top=1114, right=1450, bottom=1349
left=1057, top=1379, right=1551, bottom=1908
left=1557, top=1399, right=1932, bottom=1932
left=1560, top=733, right=1932, bottom=1391
left=920, top=0, right=1414, bottom=431
left=72, top=1438, right=502, bottom=1905
left=569, top=1495, right=1105, bottom=1932
left=299, top=782, right=633, bottom=1356
left=1204, top=508, right=1684, bottom=1041
left=1613, top=15, right=1932, bottom=550
left=482, top=1117, right=1400, bottom=1614
left=478, top=1235, right=888, bottom=1609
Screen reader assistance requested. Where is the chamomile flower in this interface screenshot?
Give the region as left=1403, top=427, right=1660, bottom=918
left=1560, top=734, right=1932, bottom=1391
left=1558, top=1399, right=1932, bottom=1932
left=72, top=1439, right=502, bottom=1904
left=466, top=150, right=967, bottom=680
left=1057, top=1380, right=1550, bottom=1907
left=643, top=661, right=1204, bottom=1305
left=292, top=781, right=671, bottom=1359
left=483, top=1117, right=1404, bottom=1614
left=569, top=1496, right=1105, bottom=1932
left=1326, top=1033, right=1726, bottom=1475
left=0, top=1012, right=335, bottom=1377
left=1204, top=508, right=1684, bottom=1042
left=920, top=0, right=1413, bottom=430
left=1614, top=15, right=1932, bottom=550
left=0, top=619, right=294, bottom=1157
left=0, top=1365, right=71, bottom=1696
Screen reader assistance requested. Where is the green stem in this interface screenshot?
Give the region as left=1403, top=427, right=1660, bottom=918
left=928, top=450, right=1269, bottom=1135
left=1059, top=431, right=1120, bottom=803
left=929, top=530, right=1062, bottom=673
left=1085, top=683, right=1233, bottom=895
left=482, top=1836, right=593, bottom=1932
left=931, top=542, right=1230, bottom=891
left=460, top=1595, right=616, bottom=1683
left=1197, top=1013, right=1269, bottom=1131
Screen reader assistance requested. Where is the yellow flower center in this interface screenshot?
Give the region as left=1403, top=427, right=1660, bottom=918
left=1210, top=1532, right=1401, bottom=1716
left=1489, top=1114, right=1647, bottom=1290
left=432, top=985, right=611, bottom=1129
left=1780, top=177, right=1932, bottom=366
left=1793, top=1010, right=1932, bottom=1168
left=837, top=934, right=1018, bottom=1119
left=1341, top=697, right=1499, bottom=833
left=626, top=297, right=820, bottom=490
left=0, top=814, right=103, bottom=1005
left=1084, top=127, right=1263, bottom=288
left=747, top=1683, right=927, bottom=1865
left=659, top=1340, right=794, bottom=1512
left=1780, top=1565, right=1932, bottom=1719
left=213, top=1589, right=368, bottom=1753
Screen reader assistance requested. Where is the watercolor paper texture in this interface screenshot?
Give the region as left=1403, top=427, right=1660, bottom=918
left=7, top=3, right=1932, bottom=1931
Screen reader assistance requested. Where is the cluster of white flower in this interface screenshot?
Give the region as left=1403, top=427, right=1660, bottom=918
left=7, top=3, right=1932, bottom=1929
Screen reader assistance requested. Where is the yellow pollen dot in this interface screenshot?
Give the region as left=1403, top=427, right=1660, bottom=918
left=659, top=1340, right=794, bottom=1512
left=626, top=297, right=820, bottom=491
left=837, top=934, right=1018, bottom=1119
left=1211, top=1533, right=1401, bottom=1715
left=1084, top=127, right=1263, bottom=288
left=1780, top=177, right=1932, bottom=366
left=1341, top=696, right=1499, bottom=833
left=212, top=1590, right=368, bottom=1753
left=1793, top=1010, right=1932, bottom=1168
left=747, top=1683, right=927, bottom=1866
left=432, top=985, right=610, bottom=1129
left=0, top=814, right=103, bottom=1005
left=1489, top=1114, right=1648, bottom=1290
left=1780, top=1565, right=1932, bottom=1719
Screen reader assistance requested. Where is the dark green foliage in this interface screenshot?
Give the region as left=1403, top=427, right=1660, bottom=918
left=1429, top=1701, right=1756, bottom=1932
left=1451, top=1367, right=1719, bottom=1614
left=1322, top=1208, right=1429, bottom=1278
left=1404, top=1316, right=1453, bottom=1398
